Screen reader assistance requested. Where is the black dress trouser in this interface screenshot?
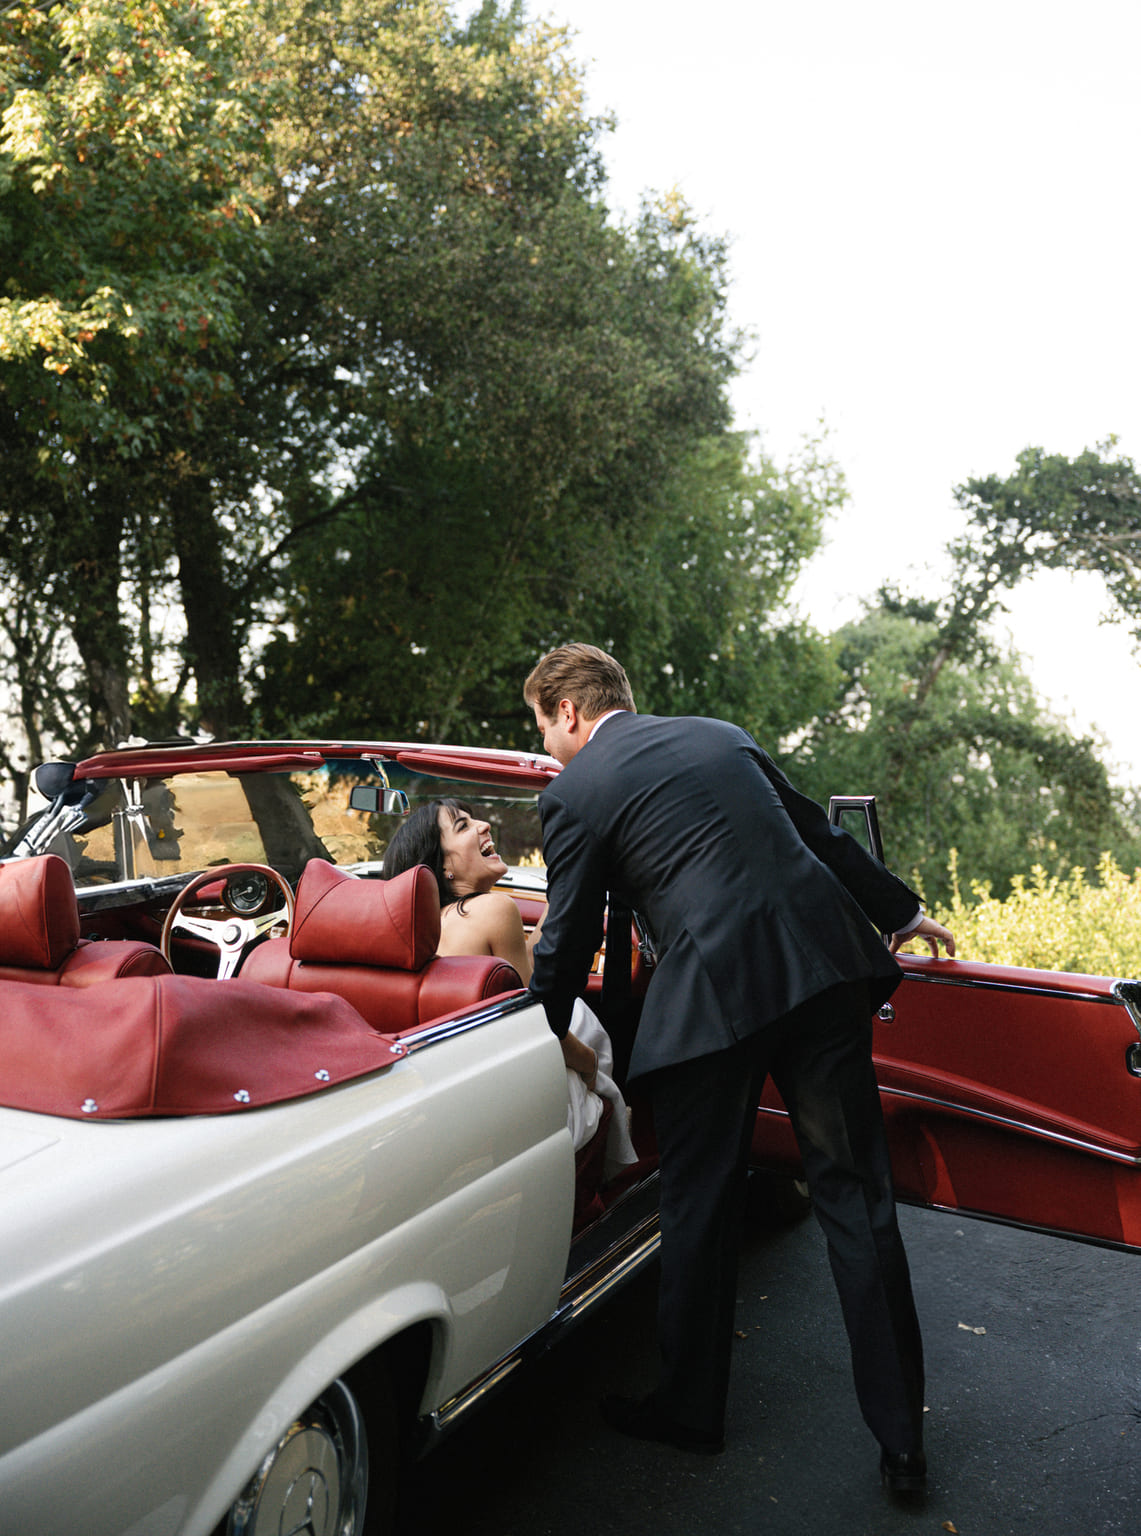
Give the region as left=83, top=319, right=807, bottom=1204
left=645, top=980, right=925, bottom=1454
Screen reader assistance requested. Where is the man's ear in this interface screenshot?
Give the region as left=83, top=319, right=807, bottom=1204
left=559, top=698, right=579, bottom=730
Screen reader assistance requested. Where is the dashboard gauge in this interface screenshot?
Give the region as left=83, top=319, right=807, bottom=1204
left=224, top=871, right=271, bottom=914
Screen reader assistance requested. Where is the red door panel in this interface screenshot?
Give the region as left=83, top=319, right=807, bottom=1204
left=749, top=958, right=1141, bottom=1251
left=882, top=957, right=1141, bottom=1248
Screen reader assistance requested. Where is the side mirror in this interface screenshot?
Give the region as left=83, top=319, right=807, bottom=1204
left=33, top=762, right=120, bottom=829
left=33, top=761, right=76, bottom=801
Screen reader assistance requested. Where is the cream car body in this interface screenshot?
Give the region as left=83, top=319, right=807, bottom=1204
left=0, top=997, right=576, bottom=1536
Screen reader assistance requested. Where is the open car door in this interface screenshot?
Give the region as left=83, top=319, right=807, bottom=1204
left=754, top=797, right=1141, bottom=1254
left=878, top=955, right=1141, bottom=1251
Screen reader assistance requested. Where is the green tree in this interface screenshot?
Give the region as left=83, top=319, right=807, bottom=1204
left=951, top=442, right=1141, bottom=638
left=792, top=441, right=1141, bottom=887
left=2, top=0, right=755, bottom=770
left=567, top=430, right=843, bottom=744
left=884, top=439, right=1141, bottom=785
left=0, top=0, right=270, bottom=442
left=254, top=425, right=841, bottom=746
left=0, top=0, right=846, bottom=810
left=247, top=19, right=752, bottom=744
left=0, top=0, right=272, bottom=745
left=787, top=601, right=1140, bottom=905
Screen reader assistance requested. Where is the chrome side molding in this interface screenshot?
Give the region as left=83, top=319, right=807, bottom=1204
left=1111, top=980, right=1141, bottom=1077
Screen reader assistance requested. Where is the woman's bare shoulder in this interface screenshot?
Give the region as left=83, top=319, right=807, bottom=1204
left=439, top=890, right=529, bottom=976
left=465, top=890, right=526, bottom=936
left=471, top=889, right=524, bottom=916
left=440, top=891, right=523, bottom=943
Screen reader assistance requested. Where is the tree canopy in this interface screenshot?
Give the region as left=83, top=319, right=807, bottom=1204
left=787, top=598, right=1141, bottom=905
left=950, top=442, right=1141, bottom=637
left=774, top=439, right=1141, bottom=903
left=0, top=0, right=274, bottom=793
left=3, top=1, right=1139, bottom=914
left=2, top=0, right=833, bottom=796
left=0, top=0, right=268, bottom=449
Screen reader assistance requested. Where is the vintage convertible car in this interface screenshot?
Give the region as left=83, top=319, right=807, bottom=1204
left=2, top=739, right=1141, bottom=1536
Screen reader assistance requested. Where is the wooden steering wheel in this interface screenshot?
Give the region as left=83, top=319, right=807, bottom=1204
left=159, top=863, right=294, bottom=979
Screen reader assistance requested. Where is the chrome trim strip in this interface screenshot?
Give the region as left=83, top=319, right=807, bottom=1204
left=758, top=1084, right=1140, bottom=1164
left=431, top=1356, right=525, bottom=1429
left=399, top=992, right=538, bottom=1054
left=428, top=1212, right=661, bottom=1437
left=901, top=969, right=1117, bottom=1005
left=560, top=1222, right=661, bottom=1321
left=880, top=1084, right=1141, bottom=1166
left=912, top=1200, right=1141, bottom=1258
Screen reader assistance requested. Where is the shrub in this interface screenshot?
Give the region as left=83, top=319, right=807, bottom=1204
left=906, top=851, right=1141, bottom=978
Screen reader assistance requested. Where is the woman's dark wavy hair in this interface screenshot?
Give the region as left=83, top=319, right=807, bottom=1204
left=382, top=798, right=474, bottom=911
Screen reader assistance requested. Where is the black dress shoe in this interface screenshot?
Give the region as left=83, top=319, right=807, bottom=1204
left=601, top=1394, right=725, bottom=1455
left=880, top=1446, right=928, bottom=1498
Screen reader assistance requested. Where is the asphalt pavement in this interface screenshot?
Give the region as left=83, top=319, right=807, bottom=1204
left=400, top=1195, right=1141, bottom=1536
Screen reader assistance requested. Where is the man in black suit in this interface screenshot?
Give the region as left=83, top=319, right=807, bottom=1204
left=524, top=643, right=954, bottom=1495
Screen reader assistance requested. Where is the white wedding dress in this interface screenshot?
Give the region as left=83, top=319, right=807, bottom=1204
left=564, top=997, right=638, bottom=1179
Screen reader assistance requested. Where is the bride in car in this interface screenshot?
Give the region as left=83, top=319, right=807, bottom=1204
left=383, top=800, right=635, bottom=1171
left=385, top=800, right=543, bottom=982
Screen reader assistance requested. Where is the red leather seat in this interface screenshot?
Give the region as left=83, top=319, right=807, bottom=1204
left=240, top=859, right=523, bottom=1030
left=0, top=854, right=172, bottom=985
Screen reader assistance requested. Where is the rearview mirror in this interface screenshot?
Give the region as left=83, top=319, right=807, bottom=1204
left=349, top=785, right=409, bottom=816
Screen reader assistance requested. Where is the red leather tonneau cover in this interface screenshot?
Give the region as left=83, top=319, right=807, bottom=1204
left=0, top=976, right=404, bottom=1119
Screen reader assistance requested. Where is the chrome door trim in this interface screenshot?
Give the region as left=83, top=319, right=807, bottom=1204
left=901, top=968, right=1116, bottom=1005
left=901, top=970, right=1141, bottom=1075
left=426, top=1210, right=661, bottom=1439
left=559, top=1218, right=661, bottom=1323
left=915, top=1200, right=1141, bottom=1257
left=399, top=991, right=538, bottom=1054
left=757, top=1085, right=1140, bottom=1165
left=1111, top=981, right=1141, bottom=1074
left=879, top=1083, right=1141, bottom=1166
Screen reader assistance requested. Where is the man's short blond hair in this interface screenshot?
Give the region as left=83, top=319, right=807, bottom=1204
left=523, top=643, right=636, bottom=721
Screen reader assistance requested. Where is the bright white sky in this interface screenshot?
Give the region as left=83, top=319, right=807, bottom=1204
left=540, top=0, right=1141, bottom=779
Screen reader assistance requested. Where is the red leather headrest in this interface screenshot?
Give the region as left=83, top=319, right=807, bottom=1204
left=290, top=859, right=441, bottom=971
left=0, top=854, right=80, bottom=969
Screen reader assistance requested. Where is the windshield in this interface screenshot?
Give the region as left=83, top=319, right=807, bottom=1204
left=63, top=759, right=545, bottom=888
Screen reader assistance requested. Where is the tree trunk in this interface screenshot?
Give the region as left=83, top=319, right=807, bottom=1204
left=167, top=469, right=247, bottom=739
left=64, top=475, right=133, bottom=748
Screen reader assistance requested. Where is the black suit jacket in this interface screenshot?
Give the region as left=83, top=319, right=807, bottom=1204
left=529, top=712, right=920, bottom=1079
